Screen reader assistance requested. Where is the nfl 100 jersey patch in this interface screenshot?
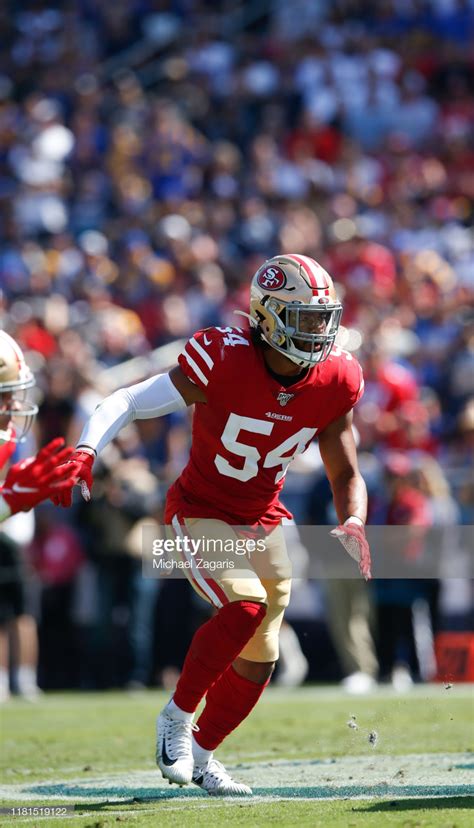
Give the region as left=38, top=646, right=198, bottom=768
left=276, top=391, right=294, bottom=407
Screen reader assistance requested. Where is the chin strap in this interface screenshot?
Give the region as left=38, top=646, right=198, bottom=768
left=233, top=310, right=258, bottom=327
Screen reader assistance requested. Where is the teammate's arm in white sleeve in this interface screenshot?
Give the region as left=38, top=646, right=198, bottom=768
left=77, top=366, right=207, bottom=456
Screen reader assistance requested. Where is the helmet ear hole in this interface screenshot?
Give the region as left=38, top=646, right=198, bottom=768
left=272, top=331, right=285, bottom=346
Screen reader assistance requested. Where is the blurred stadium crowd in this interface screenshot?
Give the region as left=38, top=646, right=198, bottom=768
left=0, top=0, right=473, bottom=694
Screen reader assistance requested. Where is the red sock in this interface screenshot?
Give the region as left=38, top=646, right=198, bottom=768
left=173, top=600, right=266, bottom=713
left=195, top=664, right=270, bottom=751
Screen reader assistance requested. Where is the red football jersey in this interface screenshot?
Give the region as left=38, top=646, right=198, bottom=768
left=165, top=326, right=364, bottom=527
left=0, top=427, right=16, bottom=470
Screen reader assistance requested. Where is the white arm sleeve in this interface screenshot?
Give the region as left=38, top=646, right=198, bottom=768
left=77, top=373, right=187, bottom=456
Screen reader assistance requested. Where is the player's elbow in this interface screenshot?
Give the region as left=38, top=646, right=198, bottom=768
left=119, top=388, right=138, bottom=421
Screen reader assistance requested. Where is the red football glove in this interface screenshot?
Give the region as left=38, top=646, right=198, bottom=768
left=330, top=520, right=372, bottom=581
left=50, top=449, right=95, bottom=507
left=0, top=438, right=80, bottom=518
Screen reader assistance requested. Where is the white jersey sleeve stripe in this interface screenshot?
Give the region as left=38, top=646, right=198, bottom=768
left=182, top=349, right=209, bottom=386
left=189, top=336, right=214, bottom=369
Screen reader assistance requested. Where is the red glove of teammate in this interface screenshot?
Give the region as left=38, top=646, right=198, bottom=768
left=0, top=438, right=80, bottom=517
left=50, top=448, right=95, bottom=507
left=330, top=520, right=372, bottom=581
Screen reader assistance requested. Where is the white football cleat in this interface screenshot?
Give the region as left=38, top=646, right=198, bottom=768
left=192, top=758, right=252, bottom=796
left=156, top=708, right=197, bottom=786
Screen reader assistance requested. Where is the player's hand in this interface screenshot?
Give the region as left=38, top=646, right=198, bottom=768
left=50, top=448, right=95, bottom=507
left=1, top=438, right=81, bottom=517
left=330, top=519, right=372, bottom=581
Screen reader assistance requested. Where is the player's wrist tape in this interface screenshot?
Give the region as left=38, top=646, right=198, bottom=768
left=344, top=516, right=364, bottom=527
left=75, top=446, right=97, bottom=457
left=0, top=493, right=12, bottom=521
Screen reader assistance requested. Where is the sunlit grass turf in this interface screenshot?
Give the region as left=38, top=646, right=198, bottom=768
left=2, top=686, right=473, bottom=781
left=1, top=686, right=473, bottom=826
left=1, top=797, right=474, bottom=828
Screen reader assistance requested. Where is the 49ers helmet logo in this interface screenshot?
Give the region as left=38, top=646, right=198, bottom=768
left=257, top=265, right=286, bottom=290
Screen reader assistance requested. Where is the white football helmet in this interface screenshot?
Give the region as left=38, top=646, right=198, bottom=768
left=0, top=331, right=38, bottom=443
left=249, top=254, right=342, bottom=367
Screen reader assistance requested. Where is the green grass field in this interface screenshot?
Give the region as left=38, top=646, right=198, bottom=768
left=1, top=685, right=473, bottom=827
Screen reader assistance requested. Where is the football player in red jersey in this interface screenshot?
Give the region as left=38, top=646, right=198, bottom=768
left=0, top=332, right=80, bottom=703
left=0, top=331, right=80, bottom=522
left=55, top=254, right=371, bottom=795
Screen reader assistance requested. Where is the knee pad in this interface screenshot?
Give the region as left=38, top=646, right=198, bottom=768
left=218, top=600, right=267, bottom=645
left=190, top=600, right=267, bottom=670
